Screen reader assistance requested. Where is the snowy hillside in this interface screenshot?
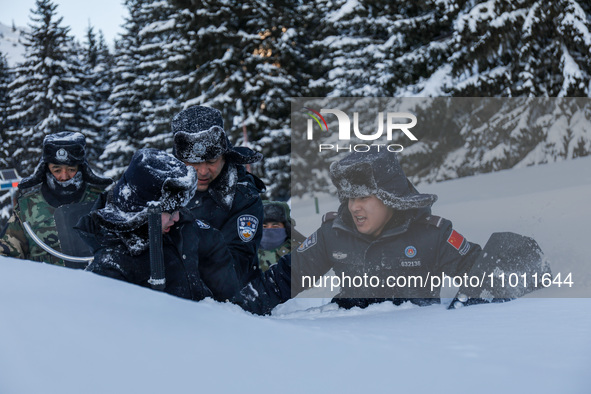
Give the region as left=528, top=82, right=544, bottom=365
left=1, top=157, right=591, bottom=393
left=0, top=21, right=26, bottom=66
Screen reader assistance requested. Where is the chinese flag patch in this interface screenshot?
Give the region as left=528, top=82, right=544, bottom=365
left=447, top=229, right=465, bottom=250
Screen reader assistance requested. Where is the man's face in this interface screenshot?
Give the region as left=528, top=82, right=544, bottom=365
left=161, top=211, right=180, bottom=234
left=347, top=195, right=394, bottom=237
left=48, top=163, right=78, bottom=182
left=184, top=156, right=225, bottom=191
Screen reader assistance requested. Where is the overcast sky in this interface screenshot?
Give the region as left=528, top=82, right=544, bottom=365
left=0, top=0, right=127, bottom=45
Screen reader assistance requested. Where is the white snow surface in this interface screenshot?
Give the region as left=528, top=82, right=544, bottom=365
left=2, top=157, right=591, bottom=393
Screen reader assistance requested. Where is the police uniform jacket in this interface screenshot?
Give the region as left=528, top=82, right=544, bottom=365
left=186, top=162, right=264, bottom=287
left=78, top=204, right=240, bottom=303
left=292, top=205, right=482, bottom=305
left=238, top=204, right=482, bottom=314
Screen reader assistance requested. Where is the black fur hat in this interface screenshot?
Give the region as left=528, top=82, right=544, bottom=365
left=18, top=132, right=112, bottom=190
left=263, top=200, right=292, bottom=235
left=171, top=106, right=262, bottom=164
left=93, top=149, right=198, bottom=233
left=329, top=150, right=437, bottom=210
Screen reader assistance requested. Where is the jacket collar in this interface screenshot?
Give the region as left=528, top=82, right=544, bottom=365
left=206, top=162, right=238, bottom=211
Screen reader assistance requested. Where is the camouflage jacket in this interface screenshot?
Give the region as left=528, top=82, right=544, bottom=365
left=258, top=240, right=292, bottom=272
left=0, top=185, right=103, bottom=266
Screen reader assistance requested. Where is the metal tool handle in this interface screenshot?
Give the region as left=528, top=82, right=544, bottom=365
left=23, top=221, right=94, bottom=264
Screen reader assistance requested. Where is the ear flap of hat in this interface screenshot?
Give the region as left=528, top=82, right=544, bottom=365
left=79, top=163, right=113, bottom=187
left=225, top=146, right=263, bottom=165
left=17, top=162, right=47, bottom=190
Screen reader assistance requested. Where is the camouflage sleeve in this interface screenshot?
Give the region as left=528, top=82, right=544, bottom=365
left=0, top=211, right=29, bottom=259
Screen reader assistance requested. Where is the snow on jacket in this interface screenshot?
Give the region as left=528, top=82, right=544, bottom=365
left=77, top=196, right=240, bottom=303
left=185, top=161, right=265, bottom=287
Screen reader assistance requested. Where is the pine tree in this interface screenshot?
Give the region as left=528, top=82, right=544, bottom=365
left=236, top=0, right=308, bottom=200
left=451, top=0, right=591, bottom=97
left=305, top=0, right=397, bottom=97
left=94, top=30, right=116, bottom=151
left=65, top=37, right=105, bottom=164
left=101, top=0, right=153, bottom=179
left=133, top=0, right=194, bottom=153
left=409, top=0, right=591, bottom=182
left=0, top=53, right=14, bottom=224
left=170, top=0, right=267, bottom=135
left=4, top=0, right=86, bottom=175
left=0, top=53, right=11, bottom=146
left=387, top=1, right=591, bottom=184
left=170, top=0, right=308, bottom=200
left=79, top=25, right=112, bottom=167
left=387, top=0, right=468, bottom=96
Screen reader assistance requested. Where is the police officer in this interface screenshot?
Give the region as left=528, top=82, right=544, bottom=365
left=171, top=105, right=265, bottom=286
left=0, top=132, right=112, bottom=266
left=238, top=148, right=483, bottom=315
left=78, top=149, right=240, bottom=302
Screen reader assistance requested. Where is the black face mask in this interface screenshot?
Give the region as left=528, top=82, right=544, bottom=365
left=260, top=227, right=287, bottom=250
left=46, top=171, right=84, bottom=196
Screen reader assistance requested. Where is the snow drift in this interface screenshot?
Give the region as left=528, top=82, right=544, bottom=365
left=1, top=156, right=591, bottom=393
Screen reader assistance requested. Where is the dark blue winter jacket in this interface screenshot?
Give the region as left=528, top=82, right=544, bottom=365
left=239, top=205, right=482, bottom=314
left=185, top=162, right=265, bottom=287
left=77, top=200, right=240, bottom=303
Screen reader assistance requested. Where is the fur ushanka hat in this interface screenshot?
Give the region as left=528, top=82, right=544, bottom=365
left=171, top=105, right=262, bottom=165
left=262, top=200, right=292, bottom=236
left=18, top=132, right=112, bottom=190
left=329, top=150, right=438, bottom=210
left=93, top=149, right=198, bottom=233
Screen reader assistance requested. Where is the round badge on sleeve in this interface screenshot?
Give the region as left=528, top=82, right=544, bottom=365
left=237, top=215, right=258, bottom=242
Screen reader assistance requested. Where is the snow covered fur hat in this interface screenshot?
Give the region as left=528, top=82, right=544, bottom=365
left=18, top=132, right=112, bottom=189
left=94, top=149, right=198, bottom=232
left=171, top=105, right=262, bottom=164
left=329, top=150, right=438, bottom=210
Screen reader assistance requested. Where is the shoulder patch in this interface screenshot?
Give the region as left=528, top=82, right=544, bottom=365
left=447, top=229, right=471, bottom=255
left=297, top=232, right=317, bottom=252
left=195, top=219, right=210, bottom=229
left=237, top=215, right=259, bottom=242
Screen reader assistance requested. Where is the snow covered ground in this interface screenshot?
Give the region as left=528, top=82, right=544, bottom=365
left=1, top=156, right=590, bottom=393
